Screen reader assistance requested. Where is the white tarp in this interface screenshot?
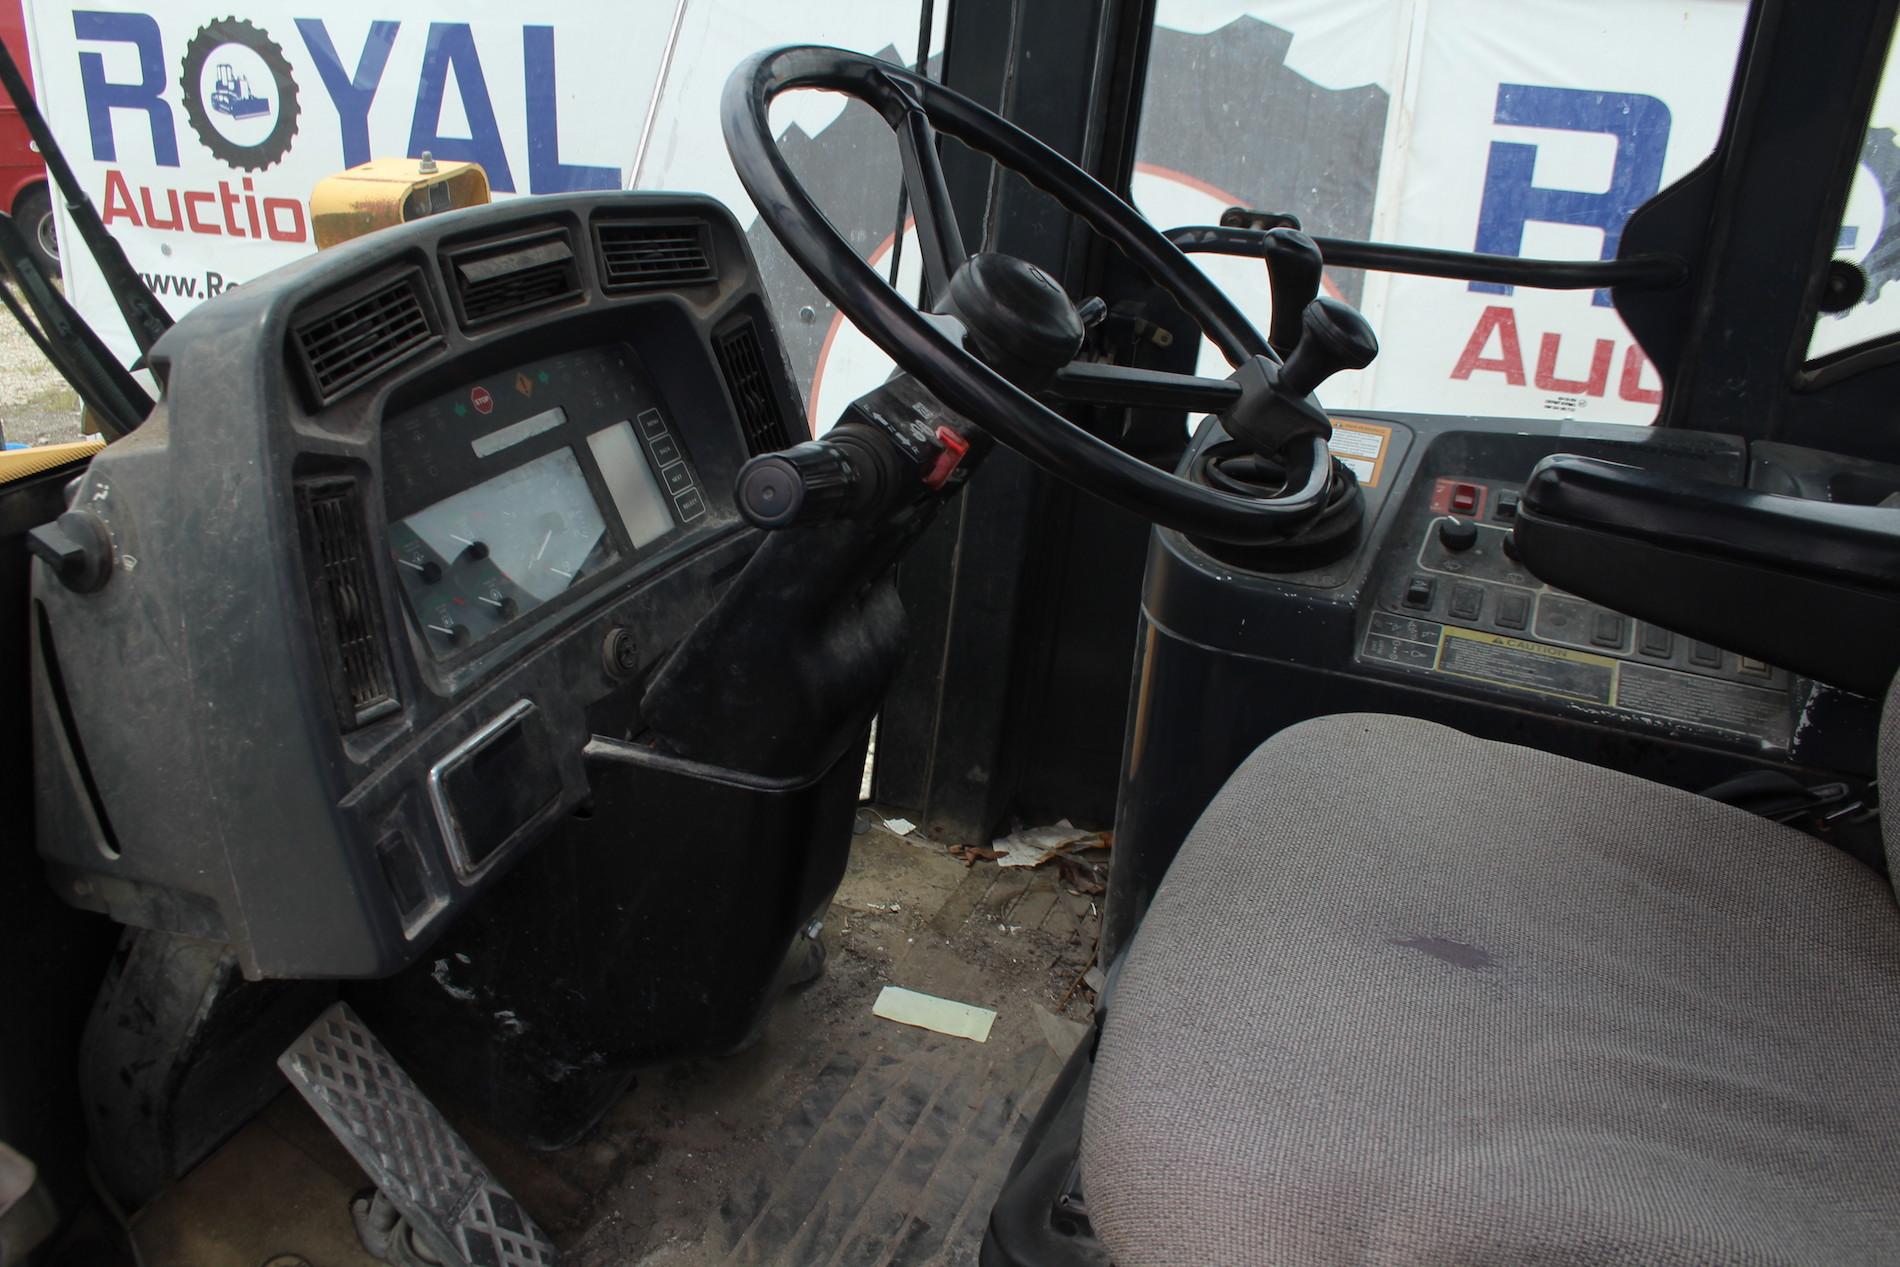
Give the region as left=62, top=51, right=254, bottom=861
left=1134, top=0, right=1752, bottom=425
left=23, top=1, right=941, bottom=372
left=22, top=1, right=1892, bottom=429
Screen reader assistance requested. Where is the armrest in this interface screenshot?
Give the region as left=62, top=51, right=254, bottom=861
left=1515, top=455, right=1900, bottom=694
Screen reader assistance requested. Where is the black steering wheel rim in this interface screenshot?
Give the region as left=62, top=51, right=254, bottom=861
left=720, top=44, right=1334, bottom=544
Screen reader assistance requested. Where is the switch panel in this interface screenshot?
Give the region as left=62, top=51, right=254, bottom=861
left=1360, top=474, right=1793, bottom=746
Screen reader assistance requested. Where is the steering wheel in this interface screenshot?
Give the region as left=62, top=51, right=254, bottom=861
left=721, top=46, right=1362, bottom=545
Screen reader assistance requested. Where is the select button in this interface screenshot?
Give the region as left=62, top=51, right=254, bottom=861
left=1591, top=612, right=1628, bottom=649
left=674, top=488, right=707, bottom=521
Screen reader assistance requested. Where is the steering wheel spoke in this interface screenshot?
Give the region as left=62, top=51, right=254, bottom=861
left=891, top=92, right=968, bottom=308
left=1043, top=361, right=1241, bottom=414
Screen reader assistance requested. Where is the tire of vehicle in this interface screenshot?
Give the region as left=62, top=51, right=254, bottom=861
left=13, top=184, right=58, bottom=279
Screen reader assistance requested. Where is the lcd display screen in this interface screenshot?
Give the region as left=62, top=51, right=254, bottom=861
left=586, top=420, right=675, bottom=548
left=390, top=447, right=617, bottom=657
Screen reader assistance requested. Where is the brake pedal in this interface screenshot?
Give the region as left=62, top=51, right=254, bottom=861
left=279, top=1002, right=557, bottom=1267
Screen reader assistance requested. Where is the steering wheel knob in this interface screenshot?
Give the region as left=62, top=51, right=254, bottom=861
left=945, top=252, right=1086, bottom=389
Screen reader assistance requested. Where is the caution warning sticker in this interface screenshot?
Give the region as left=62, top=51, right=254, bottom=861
left=1329, top=419, right=1392, bottom=487
left=1436, top=627, right=1617, bottom=705
left=1360, top=613, right=1790, bottom=744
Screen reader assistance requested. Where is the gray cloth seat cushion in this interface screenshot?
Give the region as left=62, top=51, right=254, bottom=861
left=1082, top=713, right=1900, bottom=1266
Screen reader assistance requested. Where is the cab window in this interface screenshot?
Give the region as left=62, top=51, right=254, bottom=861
left=1810, top=29, right=1900, bottom=365
left=1133, top=0, right=1749, bottom=424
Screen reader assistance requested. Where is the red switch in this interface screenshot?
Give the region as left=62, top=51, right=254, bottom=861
left=922, top=425, right=971, bottom=490
left=1429, top=478, right=1486, bottom=517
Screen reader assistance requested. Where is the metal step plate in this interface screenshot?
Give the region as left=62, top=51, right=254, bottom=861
left=279, top=1002, right=557, bottom=1267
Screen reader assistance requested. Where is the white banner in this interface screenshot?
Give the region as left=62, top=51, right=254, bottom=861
left=1137, top=0, right=1753, bottom=424
left=24, top=1, right=939, bottom=373
left=39, top=0, right=1884, bottom=434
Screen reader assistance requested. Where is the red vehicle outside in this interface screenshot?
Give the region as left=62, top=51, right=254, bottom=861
left=0, top=0, right=54, bottom=276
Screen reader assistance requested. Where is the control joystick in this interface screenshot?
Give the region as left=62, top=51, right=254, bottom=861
left=1260, top=228, right=1324, bottom=355
left=1277, top=297, right=1379, bottom=399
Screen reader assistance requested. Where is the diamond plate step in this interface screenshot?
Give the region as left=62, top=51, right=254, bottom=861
left=278, top=1001, right=557, bottom=1267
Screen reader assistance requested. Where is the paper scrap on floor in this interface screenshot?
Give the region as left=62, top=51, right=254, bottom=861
left=992, top=819, right=1100, bottom=868
left=873, top=985, right=996, bottom=1042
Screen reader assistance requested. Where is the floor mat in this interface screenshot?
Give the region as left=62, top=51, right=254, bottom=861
left=132, top=819, right=1103, bottom=1267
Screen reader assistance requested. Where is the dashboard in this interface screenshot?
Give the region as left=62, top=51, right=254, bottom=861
left=30, top=193, right=807, bottom=979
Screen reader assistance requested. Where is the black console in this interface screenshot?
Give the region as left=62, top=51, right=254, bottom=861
left=1365, top=474, right=1793, bottom=747
left=30, top=193, right=807, bottom=980
left=1107, top=411, right=1888, bottom=960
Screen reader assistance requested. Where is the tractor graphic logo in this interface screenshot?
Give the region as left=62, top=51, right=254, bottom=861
left=179, top=18, right=300, bottom=171
left=211, top=63, right=270, bottom=120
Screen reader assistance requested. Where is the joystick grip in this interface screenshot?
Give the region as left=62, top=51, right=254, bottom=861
left=1261, top=228, right=1324, bottom=354
left=1277, top=297, right=1379, bottom=398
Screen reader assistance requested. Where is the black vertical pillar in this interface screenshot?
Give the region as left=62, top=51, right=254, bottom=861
left=873, top=0, right=1159, bottom=843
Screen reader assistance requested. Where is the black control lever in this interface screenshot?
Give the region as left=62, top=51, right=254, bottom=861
left=28, top=509, right=115, bottom=593
left=737, top=437, right=872, bottom=529
left=1222, top=297, right=1378, bottom=461
left=737, top=377, right=980, bottom=532
left=1277, top=297, right=1379, bottom=397
left=735, top=426, right=969, bottom=531
left=1260, top=228, right=1324, bottom=355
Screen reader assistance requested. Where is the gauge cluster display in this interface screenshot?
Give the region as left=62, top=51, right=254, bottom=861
left=391, top=448, right=616, bottom=656
left=382, top=344, right=708, bottom=660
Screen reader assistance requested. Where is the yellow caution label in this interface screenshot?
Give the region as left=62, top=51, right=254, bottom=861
left=1436, top=626, right=1619, bottom=706
left=1328, top=418, right=1392, bottom=487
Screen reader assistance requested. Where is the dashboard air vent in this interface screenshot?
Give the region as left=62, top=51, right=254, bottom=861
left=297, top=479, right=398, bottom=731
left=446, top=230, right=581, bottom=327
left=594, top=220, right=715, bottom=290
left=715, top=322, right=793, bottom=456
left=292, top=273, right=437, bottom=406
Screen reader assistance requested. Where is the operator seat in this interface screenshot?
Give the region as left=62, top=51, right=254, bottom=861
left=1082, top=697, right=1900, bottom=1263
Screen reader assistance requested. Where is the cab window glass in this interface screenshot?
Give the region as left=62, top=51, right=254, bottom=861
left=1809, top=31, right=1900, bottom=364
left=633, top=2, right=948, bottom=430
left=15, top=4, right=939, bottom=438
left=1134, top=0, right=1749, bottom=424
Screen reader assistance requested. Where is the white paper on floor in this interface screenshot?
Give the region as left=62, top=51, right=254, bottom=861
left=991, top=819, right=1099, bottom=868
left=873, top=985, right=997, bottom=1042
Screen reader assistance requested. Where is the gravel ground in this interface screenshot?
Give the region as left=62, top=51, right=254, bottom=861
left=0, top=281, right=86, bottom=446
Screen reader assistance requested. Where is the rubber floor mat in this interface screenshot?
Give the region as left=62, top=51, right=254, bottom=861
left=131, top=823, right=1102, bottom=1267
left=565, top=822, right=1101, bottom=1265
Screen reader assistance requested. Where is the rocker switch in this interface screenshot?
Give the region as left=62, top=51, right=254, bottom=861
left=1403, top=576, right=1436, bottom=610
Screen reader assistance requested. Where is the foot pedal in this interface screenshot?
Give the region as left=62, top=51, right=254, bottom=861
left=279, top=1002, right=557, bottom=1267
